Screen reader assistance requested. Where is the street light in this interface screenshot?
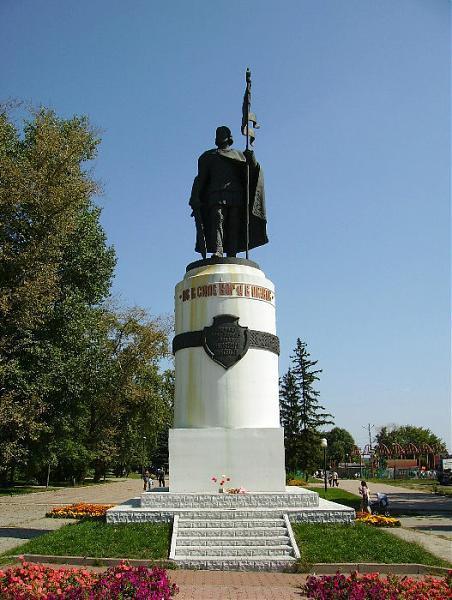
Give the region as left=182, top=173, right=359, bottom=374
left=142, top=436, right=147, bottom=476
left=320, top=438, right=328, bottom=494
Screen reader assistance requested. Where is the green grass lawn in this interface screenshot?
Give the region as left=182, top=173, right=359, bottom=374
left=3, top=521, right=171, bottom=561
left=313, top=488, right=361, bottom=510
left=293, top=523, right=450, bottom=568
left=13, top=518, right=445, bottom=567
left=0, top=478, right=128, bottom=495
left=366, top=478, right=452, bottom=497
left=0, top=486, right=58, bottom=496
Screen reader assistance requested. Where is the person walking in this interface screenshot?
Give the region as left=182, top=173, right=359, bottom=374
left=332, top=471, right=339, bottom=487
left=143, top=469, right=150, bottom=492
left=157, top=467, right=165, bottom=488
left=359, top=480, right=371, bottom=513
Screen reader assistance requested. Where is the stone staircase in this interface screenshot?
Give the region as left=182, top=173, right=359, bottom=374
left=106, top=487, right=355, bottom=570
left=169, top=513, right=300, bottom=570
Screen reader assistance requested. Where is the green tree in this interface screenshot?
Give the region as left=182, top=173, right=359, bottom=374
left=291, top=339, right=333, bottom=431
left=325, top=427, right=355, bottom=467
left=279, top=368, right=300, bottom=473
left=280, top=339, right=334, bottom=477
left=88, top=307, right=171, bottom=481
left=0, top=107, right=114, bottom=480
left=0, top=106, right=174, bottom=486
left=376, top=425, right=447, bottom=461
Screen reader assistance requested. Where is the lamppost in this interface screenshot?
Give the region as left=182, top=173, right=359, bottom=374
left=321, top=438, right=328, bottom=494
left=141, top=436, right=147, bottom=475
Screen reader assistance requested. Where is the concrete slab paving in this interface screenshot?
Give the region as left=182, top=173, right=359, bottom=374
left=399, top=515, right=452, bottom=540
left=318, top=479, right=452, bottom=514
left=169, top=570, right=309, bottom=599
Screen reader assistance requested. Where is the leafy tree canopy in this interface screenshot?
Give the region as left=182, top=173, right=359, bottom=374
left=325, top=427, right=356, bottom=466
left=0, top=106, right=173, bottom=484
left=376, top=425, right=447, bottom=454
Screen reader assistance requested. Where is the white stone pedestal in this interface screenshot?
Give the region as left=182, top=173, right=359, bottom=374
left=169, top=258, right=286, bottom=493
left=169, top=428, right=285, bottom=493
left=107, top=262, right=356, bottom=570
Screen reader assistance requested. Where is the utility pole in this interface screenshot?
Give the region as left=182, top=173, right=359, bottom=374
left=362, top=423, right=375, bottom=450
left=362, top=424, right=375, bottom=478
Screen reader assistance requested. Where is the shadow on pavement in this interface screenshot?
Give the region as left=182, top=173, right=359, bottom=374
left=413, top=524, right=452, bottom=532
left=0, top=527, right=49, bottom=540
left=380, top=492, right=452, bottom=515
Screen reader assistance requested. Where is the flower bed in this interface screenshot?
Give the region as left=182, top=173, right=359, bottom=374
left=355, top=511, right=401, bottom=527
left=46, top=503, right=114, bottom=519
left=226, top=487, right=247, bottom=494
left=0, top=560, right=178, bottom=599
left=305, top=571, right=452, bottom=599
left=287, top=478, right=305, bottom=486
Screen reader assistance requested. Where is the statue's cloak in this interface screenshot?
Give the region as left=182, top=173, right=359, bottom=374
left=189, top=149, right=267, bottom=255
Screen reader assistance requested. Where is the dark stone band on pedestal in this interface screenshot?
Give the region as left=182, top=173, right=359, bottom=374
left=186, top=257, right=260, bottom=273
left=173, top=329, right=280, bottom=356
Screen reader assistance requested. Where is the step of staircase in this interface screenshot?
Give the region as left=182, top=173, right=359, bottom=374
left=177, top=536, right=290, bottom=546
left=141, top=490, right=319, bottom=509
left=177, top=526, right=288, bottom=537
left=175, top=545, right=293, bottom=557
left=170, top=513, right=300, bottom=570
left=177, top=517, right=286, bottom=528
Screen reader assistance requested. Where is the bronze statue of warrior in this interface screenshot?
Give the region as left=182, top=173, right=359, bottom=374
left=189, top=126, right=267, bottom=258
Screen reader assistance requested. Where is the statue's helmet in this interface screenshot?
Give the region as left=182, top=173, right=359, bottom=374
left=215, top=126, right=233, bottom=147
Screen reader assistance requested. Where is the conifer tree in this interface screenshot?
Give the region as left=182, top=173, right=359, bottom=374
left=279, top=368, right=300, bottom=473
left=280, top=339, right=334, bottom=476
left=291, top=339, right=333, bottom=432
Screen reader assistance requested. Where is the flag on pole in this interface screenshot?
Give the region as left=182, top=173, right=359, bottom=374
left=241, top=68, right=259, bottom=145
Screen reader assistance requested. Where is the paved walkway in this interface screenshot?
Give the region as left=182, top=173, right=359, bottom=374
left=170, top=571, right=308, bottom=599
left=328, top=479, right=452, bottom=515
left=0, top=478, right=144, bottom=554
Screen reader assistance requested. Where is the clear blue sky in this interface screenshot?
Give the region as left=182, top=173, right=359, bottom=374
left=2, top=0, right=450, bottom=450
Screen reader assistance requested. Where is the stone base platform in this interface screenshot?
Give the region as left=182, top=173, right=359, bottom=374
left=106, top=487, right=354, bottom=571
left=106, top=488, right=354, bottom=525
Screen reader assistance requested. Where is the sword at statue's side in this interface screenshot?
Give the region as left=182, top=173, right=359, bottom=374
left=241, top=68, right=259, bottom=260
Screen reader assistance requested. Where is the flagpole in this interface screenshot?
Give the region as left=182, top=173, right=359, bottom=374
left=245, top=68, right=250, bottom=260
